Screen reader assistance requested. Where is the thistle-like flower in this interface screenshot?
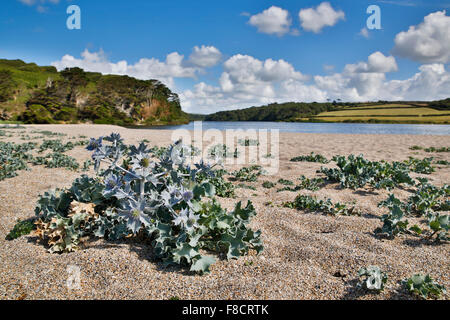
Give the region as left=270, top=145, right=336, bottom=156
left=130, top=152, right=154, bottom=178
left=182, top=190, right=193, bottom=202
left=103, top=173, right=123, bottom=193
left=86, top=137, right=103, bottom=151
left=118, top=199, right=151, bottom=234
left=173, top=208, right=200, bottom=232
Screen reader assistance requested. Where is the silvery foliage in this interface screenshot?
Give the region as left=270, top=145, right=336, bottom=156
left=358, top=266, right=388, bottom=292
left=35, top=133, right=263, bottom=274
left=404, top=274, right=446, bottom=300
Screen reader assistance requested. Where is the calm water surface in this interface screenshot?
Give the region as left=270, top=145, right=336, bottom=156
left=141, top=122, right=450, bottom=135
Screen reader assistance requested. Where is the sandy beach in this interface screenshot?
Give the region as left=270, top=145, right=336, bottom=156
left=0, top=124, right=448, bottom=300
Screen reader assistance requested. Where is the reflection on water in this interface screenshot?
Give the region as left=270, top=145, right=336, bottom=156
left=134, top=121, right=450, bottom=135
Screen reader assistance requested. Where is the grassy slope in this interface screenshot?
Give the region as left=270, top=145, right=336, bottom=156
left=0, top=60, right=61, bottom=115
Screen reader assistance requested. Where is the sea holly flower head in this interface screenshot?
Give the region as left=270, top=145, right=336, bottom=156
left=103, top=173, right=122, bottom=192
left=182, top=190, right=194, bottom=202
left=173, top=208, right=200, bottom=232
left=86, top=137, right=103, bottom=151
left=118, top=199, right=151, bottom=234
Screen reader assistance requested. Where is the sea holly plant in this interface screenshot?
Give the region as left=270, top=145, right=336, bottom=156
left=404, top=274, right=446, bottom=300
left=29, top=133, right=263, bottom=274
left=378, top=185, right=449, bottom=241
left=284, top=194, right=360, bottom=216
left=375, top=203, right=410, bottom=238
left=320, top=155, right=417, bottom=190
left=357, top=266, right=388, bottom=292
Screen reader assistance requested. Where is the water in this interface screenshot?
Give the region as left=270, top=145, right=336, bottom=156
left=138, top=121, right=450, bottom=135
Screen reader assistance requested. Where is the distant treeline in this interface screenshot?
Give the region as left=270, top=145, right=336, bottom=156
left=428, top=98, right=450, bottom=110
left=204, top=102, right=336, bottom=122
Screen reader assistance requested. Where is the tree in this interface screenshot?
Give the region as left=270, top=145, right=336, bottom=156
left=60, top=67, right=88, bottom=102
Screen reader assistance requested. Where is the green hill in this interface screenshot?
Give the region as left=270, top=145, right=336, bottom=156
left=0, top=59, right=189, bottom=126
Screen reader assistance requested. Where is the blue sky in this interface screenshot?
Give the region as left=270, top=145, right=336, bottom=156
left=1, top=0, right=450, bottom=113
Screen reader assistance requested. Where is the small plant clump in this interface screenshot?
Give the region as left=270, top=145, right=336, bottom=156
left=297, top=175, right=325, bottom=191
left=6, top=219, right=35, bottom=240
left=358, top=266, right=388, bottom=292
left=207, top=144, right=238, bottom=160
left=276, top=175, right=326, bottom=192
left=375, top=203, right=411, bottom=238
left=404, top=157, right=435, bottom=174
left=409, top=146, right=450, bottom=153
left=238, top=139, right=259, bottom=146
left=24, top=134, right=263, bottom=274
left=377, top=189, right=449, bottom=241
left=262, top=181, right=276, bottom=189
left=435, top=160, right=450, bottom=166
left=231, top=165, right=265, bottom=182
left=404, top=274, right=446, bottom=300
left=284, top=194, right=360, bottom=216
left=38, top=139, right=87, bottom=153
left=197, top=169, right=235, bottom=198
left=424, top=146, right=450, bottom=153
left=0, top=141, right=36, bottom=180
left=277, top=178, right=294, bottom=186
left=32, top=152, right=80, bottom=170
left=290, top=152, right=329, bottom=164
left=320, top=154, right=420, bottom=190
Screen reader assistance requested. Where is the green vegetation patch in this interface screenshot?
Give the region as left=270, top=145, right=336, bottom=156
left=290, top=152, right=329, bottom=164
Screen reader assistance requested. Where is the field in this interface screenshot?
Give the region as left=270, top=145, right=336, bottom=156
left=0, top=124, right=448, bottom=300
left=307, top=104, right=450, bottom=124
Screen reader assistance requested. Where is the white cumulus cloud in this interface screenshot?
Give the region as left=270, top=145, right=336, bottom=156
left=393, top=10, right=450, bottom=63
left=344, top=51, right=398, bottom=74
left=51, top=46, right=225, bottom=89
left=180, top=54, right=311, bottom=113
left=188, top=45, right=222, bottom=68
left=299, top=2, right=345, bottom=33
left=181, top=51, right=450, bottom=114
left=248, top=6, right=292, bottom=36
left=51, top=49, right=200, bottom=88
